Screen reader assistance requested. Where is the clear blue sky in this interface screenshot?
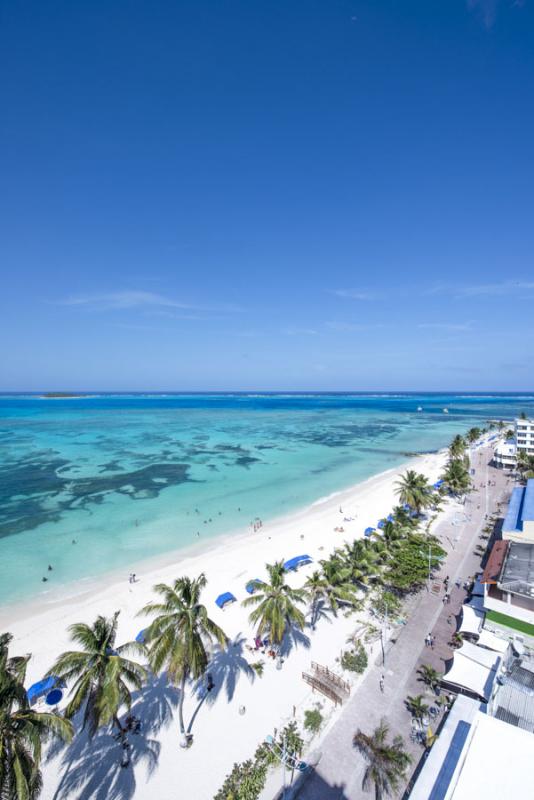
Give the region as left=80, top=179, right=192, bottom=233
left=1, top=0, right=533, bottom=391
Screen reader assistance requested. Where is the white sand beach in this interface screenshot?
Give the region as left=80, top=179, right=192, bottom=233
left=3, top=449, right=450, bottom=800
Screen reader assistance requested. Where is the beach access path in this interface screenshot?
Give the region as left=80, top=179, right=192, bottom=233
left=294, top=443, right=513, bottom=800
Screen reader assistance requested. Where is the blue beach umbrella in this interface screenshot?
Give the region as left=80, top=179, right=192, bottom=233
left=27, top=676, right=61, bottom=705
left=364, top=527, right=375, bottom=537
left=215, top=592, right=237, bottom=609
left=45, top=689, right=63, bottom=706
left=245, top=579, right=264, bottom=595
left=135, top=629, right=146, bottom=644
left=283, top=555, right=313, bottom=571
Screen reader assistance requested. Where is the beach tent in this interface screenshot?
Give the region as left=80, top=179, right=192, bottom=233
left=215, top=592, right=237, bottom=609
left=442, top=651, right=498, bottom=701
left=245, top=579, right=264, bottom=594
left=27, top=676, right=60, bottom=705
left=433, top=479, right=444, bottom=489
left=364, top=527, right=375, bottom=537
left=283, top=555, right=313, bottom=571
left=455, top=640, right=501, bottom=671
left=459, top=604, right=484, bottom=637
left=477, top=628, right=510, bottom=655
left=135, top=629, right=146, bottom=644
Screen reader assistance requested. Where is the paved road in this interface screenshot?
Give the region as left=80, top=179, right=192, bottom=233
left=295, top=445, right=512, bottom=800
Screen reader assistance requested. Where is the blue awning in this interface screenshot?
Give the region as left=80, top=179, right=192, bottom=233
left=283, top=554, right=313, bottom=571
left=245, top=579, right=264, bottom=594
left=216, top=592, right=236, bottom=609
left=135, top=629, right=146, bottom=644
left=27, top=676, right=60, bottom=704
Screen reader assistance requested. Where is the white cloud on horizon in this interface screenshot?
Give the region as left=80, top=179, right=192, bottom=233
left=417, top=322, right=473, bottom=331
left=58, top=290, right=242, bottom=315
left=329, top=289, right=377, bottom=301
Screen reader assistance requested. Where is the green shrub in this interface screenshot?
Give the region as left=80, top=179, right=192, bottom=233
left=341, top=641, right=368, bottom=673
left=304, top=708, right=323, bottom=734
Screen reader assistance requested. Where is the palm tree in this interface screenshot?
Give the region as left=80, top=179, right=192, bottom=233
left=0, top=633, right=73, bottom=799
left=405, top=694, right=429, bottom=720
left=242, top=561, right=306, bottom=646
left=441, top=459, right=471, bottom=496
left=341, top=540, right=383, bottom=589
left=353, top=719, right=411, bottom=800
left=48, top=611, right=146, bottom=738
left=304, top=563, right=356, bottom=629
left=417, top=663, right=442, bottom=693
left=394, top=470, right=431, bottom=515
left=466, top=427, right=482, bottom=444
left=139, top=573, right=227, bottom=747
left=449, top=434, right=466, bottom=459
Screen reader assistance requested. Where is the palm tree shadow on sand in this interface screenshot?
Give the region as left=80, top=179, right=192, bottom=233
left=278, top=623, right=311, bottom=659
left=46, top=674, right=180, bottom=800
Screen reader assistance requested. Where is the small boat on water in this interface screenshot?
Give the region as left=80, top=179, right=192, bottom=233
left=417, top=406, right=423, bottom=412
left=443, top=408, right=449, bottom=414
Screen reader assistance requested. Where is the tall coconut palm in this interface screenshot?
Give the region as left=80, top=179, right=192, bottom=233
left=0, top=633, right=73, bottom=800
left=304, top=563, right=356, bottom=629
left=448, top=434, right=466, bottom=459
left=47, top=611, right=146, bottom=738
left=441, top=459, right=471, bottom=496
left=242, top=561, right=306, bottom=646
left=394, top=470, right=431, bottom=515
left=353, top=719, right=411, bottom=800
left=341, top=540, right=382, bottom=589
left=139, top=574, right=227, bottom=747
left=466, top=427, right=482, bottom=444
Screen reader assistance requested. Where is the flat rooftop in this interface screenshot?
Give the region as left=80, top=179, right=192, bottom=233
left=503, top=479, right=534, bottom=536
left=500, top=541, right=534, bottom=596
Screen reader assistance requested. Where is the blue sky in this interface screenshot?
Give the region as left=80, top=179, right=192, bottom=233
left=1, top=0, right=533, bottom=391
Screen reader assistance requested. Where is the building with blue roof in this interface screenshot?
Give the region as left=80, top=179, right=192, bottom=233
left=502, top=479, right=534, bottom=544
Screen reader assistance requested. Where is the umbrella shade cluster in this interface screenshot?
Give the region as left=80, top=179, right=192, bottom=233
left=26, top=675, right=62, bottom=705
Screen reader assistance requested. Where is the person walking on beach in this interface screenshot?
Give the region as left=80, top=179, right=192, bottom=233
left=379, top=674, right=384, bottom=693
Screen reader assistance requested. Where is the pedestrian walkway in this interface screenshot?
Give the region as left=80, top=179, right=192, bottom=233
left=295, top=445, right=512, bottom=800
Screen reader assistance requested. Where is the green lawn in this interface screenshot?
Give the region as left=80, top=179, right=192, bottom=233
left=485, top=610, right=534, bottom=638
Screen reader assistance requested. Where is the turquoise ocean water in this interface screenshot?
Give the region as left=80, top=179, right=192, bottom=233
left=1, top=392, right=533, bottom=607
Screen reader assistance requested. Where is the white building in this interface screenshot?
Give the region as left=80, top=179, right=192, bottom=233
left=492, top=440, right=517, bottom=470
left=516, top=417, right=534, bottom=456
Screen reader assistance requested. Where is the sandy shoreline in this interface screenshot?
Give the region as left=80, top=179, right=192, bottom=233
left=4, top=447, right=450, bottom=800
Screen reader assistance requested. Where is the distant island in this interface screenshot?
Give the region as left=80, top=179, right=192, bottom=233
left=41, top=392, right=89, bottom=399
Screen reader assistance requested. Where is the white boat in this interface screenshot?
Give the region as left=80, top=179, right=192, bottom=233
left=443, top=408, right=449, bottom=414
left=417, top=406, right=423, bottom=412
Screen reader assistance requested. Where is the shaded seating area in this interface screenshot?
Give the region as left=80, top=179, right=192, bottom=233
left=283, top=554, right=313, bottom=571
left=215, top=592, right=237, bottom=609
left=458, top=603, right=484, bottom=639
left=27, top=675, right=62, bottom=706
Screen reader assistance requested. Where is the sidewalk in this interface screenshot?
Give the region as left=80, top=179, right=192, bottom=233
left=294, top=445, right=512, bottom=800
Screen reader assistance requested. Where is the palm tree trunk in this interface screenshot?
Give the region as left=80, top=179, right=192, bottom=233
left=178, top=672, right=189, bottom=747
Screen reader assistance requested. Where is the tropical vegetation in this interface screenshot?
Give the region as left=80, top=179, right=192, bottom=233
left=353, top=719, right=411, bottom=800
left=139, top=574, right=227, bottom=746
left=242, top=561, right=306, bottom=646
left=48, top=612, right=146, bottom=738
left=0, top=633, right=73, bottom=800
left=394, top=470, right=432, bottom=515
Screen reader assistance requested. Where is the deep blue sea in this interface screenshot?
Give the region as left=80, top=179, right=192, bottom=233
left=1, top=392, right=533, bottom=606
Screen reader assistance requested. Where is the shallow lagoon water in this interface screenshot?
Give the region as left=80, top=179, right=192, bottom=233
left=1, top=392, right=532, bottom=606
